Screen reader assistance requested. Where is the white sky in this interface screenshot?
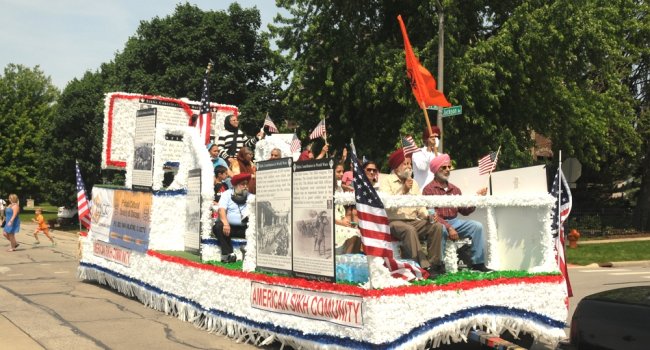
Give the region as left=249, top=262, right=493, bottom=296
left=0, top=0, right=284, bottom=89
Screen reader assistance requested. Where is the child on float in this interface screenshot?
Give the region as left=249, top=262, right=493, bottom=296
left=32, top=208, right=56, bottom=246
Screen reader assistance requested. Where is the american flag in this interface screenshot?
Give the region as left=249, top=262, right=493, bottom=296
left=309, top=119, right=326, bottom=140
left=550, top=168, right=573, bottom=297
left=290, top=134, right=301, bottom=153
left=76, top=161, right=92, bottom=230
left=478, top=151, right=498, bottom=175
left=351, top=151, right=427, bottom=281
left=263, top=113, right=278, bottom=133
left=401, top=135, right=420, bottom=156
left=196, top=69, right=212, bottom=145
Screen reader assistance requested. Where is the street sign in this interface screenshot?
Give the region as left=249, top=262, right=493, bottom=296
left=442, top=105, right=462, bottom=117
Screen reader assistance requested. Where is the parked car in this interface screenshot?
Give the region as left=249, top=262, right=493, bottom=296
left=560, top=286, right=650, bottom=350
left=57, top=207, right=78, bottom=226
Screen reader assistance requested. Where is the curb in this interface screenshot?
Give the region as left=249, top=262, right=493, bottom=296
left=569, top=260, right=650, bottom=268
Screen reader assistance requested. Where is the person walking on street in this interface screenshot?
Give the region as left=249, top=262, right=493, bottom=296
left=32, top=207, right=56, bottom=246
left=3, top=194, right=21, bottom=251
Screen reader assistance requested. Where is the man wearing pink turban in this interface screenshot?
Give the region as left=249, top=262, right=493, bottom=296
left=422, top=154, right=492, bottom=272
left=378, top=149, right=445, bottom=278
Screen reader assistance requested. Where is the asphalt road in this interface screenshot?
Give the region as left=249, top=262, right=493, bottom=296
left=2, top=223, right=649, bottom=350
left=0, top=223, right=258, bottom=350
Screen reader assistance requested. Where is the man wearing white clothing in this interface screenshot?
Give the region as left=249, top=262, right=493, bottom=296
left=412, top=126, right=441, bottom=191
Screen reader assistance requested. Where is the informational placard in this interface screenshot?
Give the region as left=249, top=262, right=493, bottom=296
left=161, top=133, right=184, bottom=167
left=251, top=282, right=363, bottom=327
left=132, top=108, right=156, bottom=190
left=185, top=168, right=201, bottom=253
left=291, top=158, right=335, bottom=282
left=255, top=157, right=293, bottom=275
left=89, top=187, right=115, bottom=243
left=109, top=190, right=152, bottom=253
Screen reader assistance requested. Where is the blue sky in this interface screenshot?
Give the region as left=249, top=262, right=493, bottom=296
left=0, top=0, right=284, bottom=89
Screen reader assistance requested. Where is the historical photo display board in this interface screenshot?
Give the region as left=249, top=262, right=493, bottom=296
left=255, top=157, right=293, bottom=275
left=291, top=158, right=335, bottom=282
left=132, top=108, right=156, bottom=190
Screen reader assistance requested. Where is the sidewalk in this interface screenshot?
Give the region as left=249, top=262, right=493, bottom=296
left=577, top=236, right=650, bottom=244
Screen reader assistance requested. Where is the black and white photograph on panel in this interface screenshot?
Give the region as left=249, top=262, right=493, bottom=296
left=255, top=157, right=293, bottom=275
left=132, top=108, right=157, bottom=190
left=292, top=158, right=335, bottom=282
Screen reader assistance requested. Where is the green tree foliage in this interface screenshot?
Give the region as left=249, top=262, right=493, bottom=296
left=272, top=0, right=642, bottom=175
left=105, top=2, right=283, bottom=132
left=41, top=71, right=107, bottom=207
left=43, top=3, right=281, bottom=206
left=0, top=64, right=59, bottom=201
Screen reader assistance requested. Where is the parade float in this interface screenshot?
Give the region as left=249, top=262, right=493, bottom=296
left=78, top=92, right=568, bottom=349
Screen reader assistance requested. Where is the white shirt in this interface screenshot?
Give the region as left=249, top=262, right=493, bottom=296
left=411, top=147, right=439, bottom=192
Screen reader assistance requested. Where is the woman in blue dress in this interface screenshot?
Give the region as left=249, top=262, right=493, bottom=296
left=3, top=194, right=21, bottom=251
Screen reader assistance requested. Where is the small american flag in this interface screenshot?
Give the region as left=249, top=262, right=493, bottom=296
left=196, top=68, right=212, bottom=145
left=401, top=135, right=420, bottom=156
left=551, top=168, right=573, bottom=297
left=76, top=161, right=92, bottom=230
left=263, top=113, right=278, bottom=133
left=290, top=134, right=301, bottom=153
left=478, top=151, right=498, bottom=175
left=309, top=119, right=326, bottom=140
left=351, top=151, right=427, bottom=281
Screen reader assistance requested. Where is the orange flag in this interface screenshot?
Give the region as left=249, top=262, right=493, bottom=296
left=397, top=15, right=451, bottom=109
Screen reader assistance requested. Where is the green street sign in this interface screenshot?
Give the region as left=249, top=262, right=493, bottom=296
left=442, top=105, right=462, bottom=117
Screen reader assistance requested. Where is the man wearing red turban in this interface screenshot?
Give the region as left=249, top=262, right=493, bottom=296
left=422, top=155, right=492, bottom=272
left=213, top=173, right=252, bottom=263
left=379, top=149, right=445, bottom=278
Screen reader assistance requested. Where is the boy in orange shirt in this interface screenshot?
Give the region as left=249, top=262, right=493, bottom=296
left=32, top=208, right=56, bottom=246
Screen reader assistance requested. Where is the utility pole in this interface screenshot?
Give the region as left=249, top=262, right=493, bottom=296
left=435, top=0, right=445, bottom=153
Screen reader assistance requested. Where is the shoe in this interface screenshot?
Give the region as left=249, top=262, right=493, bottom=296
left=427, top=264, right=446, bottom=280
left=456, top=244, right=474, bottom=268
left=34, top=241, right=40, bottom=245
left=52, top=242, right=57, bottom=247
left=471, top=263, right=493, bottom=273
left=221, top=254, right=237, bottom=263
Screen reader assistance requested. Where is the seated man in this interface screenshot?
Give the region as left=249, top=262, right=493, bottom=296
left=379, top=149, right=445, bottom=278
left=422, top=154, right=492, bottom=272
left=213, top=173, right=252, bottom=263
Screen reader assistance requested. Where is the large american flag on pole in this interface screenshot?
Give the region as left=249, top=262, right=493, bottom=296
left=196, top=68, right=212, bottom=145
left=478, top=151, right=499, bottom=175
left=263, top=113, right=278, bottom=133
left=75, top=161, right=92, bottom=230
left=351, top=151, right=427, bottom=281
left=309, top=119, right=326, bottom=140
left=550, top=168, right=573, bottom=297
left=401, top=135, right=420, bottom=157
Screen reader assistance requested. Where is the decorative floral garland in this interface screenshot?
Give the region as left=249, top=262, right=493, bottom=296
left=79, top=235, right=567, bottom=349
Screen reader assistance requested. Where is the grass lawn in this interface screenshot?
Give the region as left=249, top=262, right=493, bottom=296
left=17, top=204, right=58, bottom=222
left=566, top=240, right=650, bottom=265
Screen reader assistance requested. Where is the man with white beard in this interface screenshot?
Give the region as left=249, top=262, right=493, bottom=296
left=379, top=149, right=445, bottom=278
